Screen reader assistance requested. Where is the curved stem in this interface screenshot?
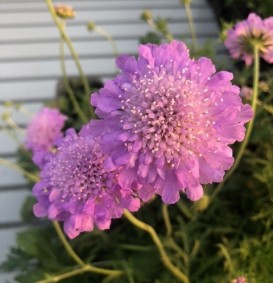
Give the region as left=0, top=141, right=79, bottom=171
left=184, top=2, right=197, bottom=52
left=45, top=0, right=91, bottom=96
left=35, top=266, right=90, bottom=283
left=36, top=263, right=122, bottom=283
left=211, top=47, right=260, bottom=200
left=146, top=19, right=173, bottom=42
left=94, top=26, right=119, bottom=57
left=124, top=210, right=190, bottom=283
left=59, top=36, right=89, bottom=122
left=52, top=222, right=123, bottom=279
left=53, top=221, right=85, bottom=267
left=0, top=157, right=39, bottom=183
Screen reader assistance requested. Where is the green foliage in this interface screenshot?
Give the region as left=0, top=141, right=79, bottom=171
left=50, top=77, right=103, bottom=131
left=139, top=32, right=161, bottom=45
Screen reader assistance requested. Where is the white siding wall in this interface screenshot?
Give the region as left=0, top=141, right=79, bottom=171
left=0, top=0, right=220, bottom=281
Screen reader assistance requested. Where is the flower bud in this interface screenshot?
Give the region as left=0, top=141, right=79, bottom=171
left=87, top=21, right=96, bottom=31
left=54, top=4, right=75, bottom=20
left=193, top=194, right=210, bottom=211
left=140, top=10, right=153, bottom=22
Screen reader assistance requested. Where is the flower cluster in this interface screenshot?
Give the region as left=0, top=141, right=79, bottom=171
left=225, top=13, right=273, bottom=65
left=90, top=40, right=253, bottom=204
left=31, top=41, right=252, bottom=238
left=25, top=107, right=67, bottom=168
left=33, top=127, right=140, bottom=239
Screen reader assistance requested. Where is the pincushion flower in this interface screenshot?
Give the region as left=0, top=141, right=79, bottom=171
left=231, top=276, right=247, bottom=283
left=25, top=107, right=67, bottom=168
left=225, top=13, right=273, bottom=65
left=33, top=127, right=140, bottom=239
left=90, top=40, right=253, bottom=204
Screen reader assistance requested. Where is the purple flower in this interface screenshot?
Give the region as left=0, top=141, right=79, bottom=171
left=90, top=40, right=253, bottom=204
left=33, top=127, right=140, bottom=239
left=25, top=107, right=67, bottom=168
left=231, top=276, right=247, bottom=283
left=225, top=13, right=273, bottom=65
left=240, top=86, right=253, bottom=100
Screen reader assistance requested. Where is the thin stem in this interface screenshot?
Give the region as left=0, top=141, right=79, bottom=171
left=146, top=19, right=173, bottom=42
left=124, top=210, right=190, bottom=283
left=162, top=205, right=172, bottom=238
left=211, top=47, right=260, bottom=200
left=52, top=222, right=123, bottom=278
left=53, top=221, right=85, bottom=266
left=45, top=0, right=91, bottom=96
left=0, top=157, right=39, bottom=183
left=184, top=2, right=197, bottom=52
left=257, top=99, right=273, bottom=115
left=36, top=263, right=122, bottom=283
left=94, top=26, right=119, bottom=57
left=59, top=36, right=89, bottom=122
left=35, top=266, right=90, bottom=283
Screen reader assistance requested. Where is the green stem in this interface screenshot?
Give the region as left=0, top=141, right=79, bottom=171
left=52, top=222, right=122, bottom=278
left=257, top=99, right=273, bottom=115
left=36, top=266, right=90, bottom=283
left=147, top=19, right=173, bottom=42
left=0, top=157, right=39, bottom=183
left=53, top=221, right=85, bottom=266
left=124, top=210, right=190, bottom=283
left=45, top=0, right=91, bottom=96
left=184, top=2, right=197, bottom=52
left=162, top=205, right=172, bottom=238
left=94, top=26, right=119, bottom=57
left=36, top=263, right=122, bottom=283
left=211, top=47, right=260, bottom=200
left=59, top=36, right=89, bottom=122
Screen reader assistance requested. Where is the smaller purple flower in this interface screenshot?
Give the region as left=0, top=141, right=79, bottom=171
left=25, top=107, right=67, bottom=168
left=231, top=276, right=247, bottom=283
left=240, top=86, right=253, bottom=100
left=33, top=127, right=140, bottom=239
left=225, top=13, right=273, bottom=65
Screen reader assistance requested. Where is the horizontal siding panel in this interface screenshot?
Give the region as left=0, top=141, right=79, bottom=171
left=0, top=227, right=25, bottom=263
left=0, top=21, right=217, bottom=42
left=0, top=190, right=30, bottom=223
left=0, top=0, right=206, bottom=7
left=0, top=37, right=223, bottom=60
left=0, top=80, right=57, bottom=101
left=0, top=157, right=27, bottom=186
left=0, top=102, right=43, bottom=126
left=0, top=0, right=206, bottom=12
left=0, top=57, right=116, bottom=79
left=0, top=8, right=214, bottom=25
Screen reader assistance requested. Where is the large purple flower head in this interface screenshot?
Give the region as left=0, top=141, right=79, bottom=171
left=25, top=107, right=67, bottom=168
left=90, top=40, right=253, bottom=204
left=33, top=127, right=140, bottom=239
left=225, top=13, right=273, bottom=65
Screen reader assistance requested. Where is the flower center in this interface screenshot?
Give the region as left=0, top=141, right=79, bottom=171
left=119, top=63, right=217, bottom=167
left=48, top=139, right=109, bottom=202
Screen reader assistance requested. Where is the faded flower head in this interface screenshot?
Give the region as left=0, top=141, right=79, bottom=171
left=25, top=107, right=67, bottom=167
left=231, top=276, right=247, bottom=283
left=225, top=13, right=273, bottom=65
left=54, top=4, right=75, bottom=20
left=25, top=107, right=66, bottom=152
left=240, top=86, right=253, bottom=100
left=33, top=128, right=140, bottom=239
left=90, top=40, right=253, bottom=204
